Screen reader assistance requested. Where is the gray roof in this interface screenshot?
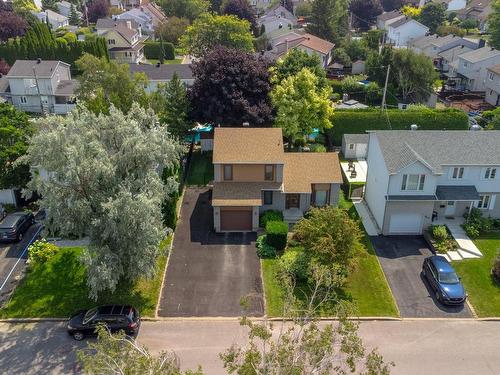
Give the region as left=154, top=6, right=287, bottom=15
left=389, top=17, right=428, bottom=30
left=343, top=133, right=369, bottom=144
left=7, top=60, right=67, bottom=78
left=96, top=18, right=139, bottom=30
left=128, top=63, right=193, bottom=81
left=377, top=10, right=402, bottom=22
left=435, top=185, right=480, bottom=201
left=337, top=100, right=369, bottom=109
left=372, top=130, right=500, bottom=174
left=411, top=34, right=438, bottom=49
left=438, top=45, right=473, bottom=61
left=55, top=79, right=79, bottom=96
left=459, top=46, right=500, bottom=63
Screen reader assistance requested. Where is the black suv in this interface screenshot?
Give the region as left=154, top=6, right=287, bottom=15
left=67, top=305, right=141, bottom=340
left=0, top=212, right=35, bottom=242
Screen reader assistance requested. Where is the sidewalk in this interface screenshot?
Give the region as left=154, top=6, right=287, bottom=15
left=447, top=224, right=483, bottom=257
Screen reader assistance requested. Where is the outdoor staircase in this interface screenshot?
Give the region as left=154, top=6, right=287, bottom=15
left=443, top=224, right=482, bottom=262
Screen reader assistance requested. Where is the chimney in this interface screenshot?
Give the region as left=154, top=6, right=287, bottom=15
left=242, top=122, right=250, bottom=127
left=126, top=20, right=132, bottom=29
left=410, top=124, right=418, bottom=131
left=478, top=39, right=486, bottom=48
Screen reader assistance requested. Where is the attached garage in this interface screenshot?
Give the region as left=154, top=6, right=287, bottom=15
left=388, top=213, right=423, bottom=235
left=220, top=207, right=253, bottom=232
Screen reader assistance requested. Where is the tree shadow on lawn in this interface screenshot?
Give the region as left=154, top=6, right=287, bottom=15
left=0, top=247, right=151, bottom=318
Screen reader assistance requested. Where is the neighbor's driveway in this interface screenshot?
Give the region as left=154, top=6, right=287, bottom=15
left=371, top=236, right=473, bottom=318
left=158, top=188, right=263, bottom=317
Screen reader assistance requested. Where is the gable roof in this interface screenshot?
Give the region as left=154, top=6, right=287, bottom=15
left=438, top=44, right=473, bottom=61
left=38, top=9, right=68, bottom=22
left=96, top=18, right=140, bottom=30
left=372, top=130, right=500, bottom=174
left=141, top=2, right=166, bottom=21
left=343, top=134, right=369, bottom=144
left=388, top=17, right=428, bottom=31
left=108, top=24, right=138, bottom=44
left=128, top=63, right=193, bottom=80
left=377, top=10, right=402, bottom=22
left=213, top=128, right=285, bottom=164
left=119, top=7, right=152, bottom=22
left=7, top=60, right=68, bottom=78
left=459, top=46, right=500, bottom=63
left=274, top=32, right=334, bottom=55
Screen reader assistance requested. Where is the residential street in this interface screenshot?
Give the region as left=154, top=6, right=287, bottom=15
left=1, top=320, right=500, bottom=375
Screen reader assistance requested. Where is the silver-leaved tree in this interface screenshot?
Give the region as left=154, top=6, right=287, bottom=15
left=23, top=103, right=183, bottom=299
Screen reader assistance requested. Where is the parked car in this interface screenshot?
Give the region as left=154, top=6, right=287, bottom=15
left=0, top=212, right=35, bottom=242
left=67, top=305, right=141, bottom=341
left=422, top=255, right=467, bottom=305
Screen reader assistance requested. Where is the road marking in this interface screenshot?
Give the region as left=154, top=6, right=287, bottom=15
left=0, top=225, right=43, bottom=292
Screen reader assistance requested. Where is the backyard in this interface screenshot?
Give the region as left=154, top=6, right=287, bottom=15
left=453, top=232, right=500, bottom=317
left=185, top=150, right=213, bottom=186
left=261, top=193, right=398, bottom=318
left=0, top=237, right=171, bottom=318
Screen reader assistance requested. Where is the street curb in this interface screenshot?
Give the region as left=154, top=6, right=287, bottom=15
left=466, top=299, right=479, bottom=319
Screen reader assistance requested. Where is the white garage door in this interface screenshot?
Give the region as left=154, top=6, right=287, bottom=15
left=388, top=214, right=423, bottom=234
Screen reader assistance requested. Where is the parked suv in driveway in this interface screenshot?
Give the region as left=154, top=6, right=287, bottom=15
left=0, top=212, right=35, bottom=242
left=67, top=305, right=141, bottom=340
left=422, top=256, right=467, bottom=305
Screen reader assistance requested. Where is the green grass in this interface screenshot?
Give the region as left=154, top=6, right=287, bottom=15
left=186, top=150, right=213, bottom=186
left=0, top=238, right=171, bottom=318
left=261, top=193, right=398, bottom=317
left=453, top=232, right=500, bottom=317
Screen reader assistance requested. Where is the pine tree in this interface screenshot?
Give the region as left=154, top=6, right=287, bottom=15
left=160, top=73, right=191, bottom=137
left=68, top=4, right=80, bottom=26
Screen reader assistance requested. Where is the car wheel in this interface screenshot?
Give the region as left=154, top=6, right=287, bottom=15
left=73, top=332, right=84, bottom=341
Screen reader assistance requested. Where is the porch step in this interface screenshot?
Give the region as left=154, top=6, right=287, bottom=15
left=447, top=224, right=483, bottom=257
left=447, top=251, right=463, bottom=261
left=457, top=249, right=481, bottom=259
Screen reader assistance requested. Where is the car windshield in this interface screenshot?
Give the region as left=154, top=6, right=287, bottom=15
left=82, top=307, right=98, bottom=324
left=438, top=271, right=460, bottom=284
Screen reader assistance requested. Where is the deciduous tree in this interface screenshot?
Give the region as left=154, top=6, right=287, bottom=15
left=419, top=2, right=445, bottom=34
left=156, top=16, right=190, bottom=44
left=23, top=104, right=183, bottom=298
left=181, top=13, right=254, bottom=57
left=0, top=8, right=28, bottom=41
left=350, top=0, right=383, bottom=29
left=221, top=0, right=256, bottom=33
left=159, top=0, right=209, bottom=21
left=189, top=46, right=273, bottom=126
left=381, top=0, right=410, bottom=11
left=489, top=0, right=500, bottom=49
left=307, top=0, right=349, bottom=44
left=0, top=59, right=10, bottom=75
left=86, top=0, right=108, bottom=23
left=270, top=48, right=327, bottom=87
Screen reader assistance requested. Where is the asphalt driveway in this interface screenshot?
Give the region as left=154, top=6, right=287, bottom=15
left=371, top=236, right=473, bottom=318
left=158, top=188, right=263, bottom=317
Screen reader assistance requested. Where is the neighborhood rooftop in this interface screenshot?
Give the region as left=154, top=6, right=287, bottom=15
left=460, top=46, right=500, bottom=62
left=487, top=63, right=500, bottom=75
left=6, top=60, right=67, bottom=78
left=438, top=45, right=473, bottom=60
left=128, top=63, right=193, bottom=80
left=343, top=134, right=369, bottom=144
left=372, top=130, right=500, bottom=174
left=377, top=10, right=401, bottom=21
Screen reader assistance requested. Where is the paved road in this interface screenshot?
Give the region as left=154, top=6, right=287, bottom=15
left=158, top=188, right=263, bottom=317
left=371, top=236, right=472, bottom=318
left=1, top=320, right=500, bottom=375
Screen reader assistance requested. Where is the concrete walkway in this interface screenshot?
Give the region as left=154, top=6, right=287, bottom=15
left=353, top=200, right=380, bottom=236
left=447, top=224, right=483, bottom=257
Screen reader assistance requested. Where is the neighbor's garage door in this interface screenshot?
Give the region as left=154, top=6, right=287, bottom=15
left=220, top=207, right=252, bottom=231
left=388, top=213, right=423, bottom=234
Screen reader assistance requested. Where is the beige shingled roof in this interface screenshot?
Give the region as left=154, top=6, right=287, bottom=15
left=283, top=153, right=342, bottom=193
left=212, top=182, right=282, bottom=206
left=213, top=128, right=285, bottom=164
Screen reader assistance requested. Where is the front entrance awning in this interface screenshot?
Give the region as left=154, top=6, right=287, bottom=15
left=435, top=185, right=480, bottom=201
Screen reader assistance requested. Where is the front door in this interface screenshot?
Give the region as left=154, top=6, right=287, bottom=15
left=286, top=194, right=300, bottom=209
left=445, top=201, right=456, bottom=216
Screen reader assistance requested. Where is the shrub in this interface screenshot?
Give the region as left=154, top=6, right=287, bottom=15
left=28, top=240, right=59, bottom=264
left=259, top=210, right=283, bottom=228
left=256, top=234, right=277, bottom=258
left=143, top=41, right=176, bottom=60
left=309, top=143, right=326, bottom=152
left=265, top=220, right=288, bottom=250
left=463, top=223, right=480, bottom=238
left=432, top=225, right=448, bottom=242
left=463, top=207, right=495, bottom=236
left=492, top=255, right=500, bottom=284
left=278, top=246, right=310, bottom=281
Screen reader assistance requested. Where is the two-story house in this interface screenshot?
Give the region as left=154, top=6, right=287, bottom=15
left=485, top=64, right=500, bottom=106
left=100, top=21, right=146, bottom=64
left=409, top=34, right=478, bottom=60
left=386, top=18, right=429, bottom=47
left=455, top=46, right=500, bottom=92
left=211, top=128, right=342, bottom=232
left=114, top=7, right=155, bottom=35
left=0, top=59, right=78, bottom=115
left=257, top=5, right=297, bottom=37
left=365, top=130, right=500, bottom=235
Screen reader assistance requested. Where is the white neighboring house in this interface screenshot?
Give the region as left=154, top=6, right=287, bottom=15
left=114, top=7, right=154, bottom=35
left=485, top=64, right=500, bottom=106
left=257, top=5, right=297, bottom=36
left=128, top=63, right=194, bottom=93
left=409, top=34, right=478, bottom=59
left=33, top=9, right=69, bottom=29
left=438, top=44, right=474, bottom=74
left=386, top=18, right=429, bottom=47
left=365, top=130, right=500, bottom=235
left=140, top=3, right=167, bottom=29
left=455, top=46, right=500, bottom=92
left=342, top=134, right=368, bottom=160
left=0, top=59, right=78, bottom=115
left=376, top=10, right=404, bottom=30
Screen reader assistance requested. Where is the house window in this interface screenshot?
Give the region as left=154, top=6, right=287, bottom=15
left=489, top=72, right=495, bottom=80
left=108, top=39, right=115, bottom=45
left=349, top=143, right=354, bottom=150
left=401, top=174, right=425, bottom=191
left=264, top=165, right=274, bottom=181
left=263, top=191, right=273, bottom=205
left=485, top=167, right=497, bottom=180
left=452, top=167, right=464, bottom=179
left=223, top=165, right=232, bottom=180
left=463, top=62, right=469, bottom=68
left=312, top=185, right=330, bottom=207
left=20, top=96, right=27, bottom=104
left=478, top=195, right=491, bottom=209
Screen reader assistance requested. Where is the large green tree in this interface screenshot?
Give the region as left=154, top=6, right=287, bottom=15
left=0, top=103, right=34, bottom=189
left=270, top=48, right=327, bottom=87
left=159, top=0, right=209, bottom=21
left=23, top=104, right=183, bottom=298
left=419, top=2, right=446, bottom=34
left=489, top=0, right=500, bottom=49
left=307, top=0, right=349, bottom=44
left=76, top=53, right=149, bottom=114
left=156, top=16, right=190, bottom=45
left=180, top=13, right=254, bottom=57
left=270, top=68, right=333, bottom=147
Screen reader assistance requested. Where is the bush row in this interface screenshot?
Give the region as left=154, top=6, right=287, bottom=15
left=256, top=210, right=288, bottom=258
left=143, top=41, right=175, bottom=61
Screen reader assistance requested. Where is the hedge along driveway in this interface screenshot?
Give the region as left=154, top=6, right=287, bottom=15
left=327, top=108, right=469, bottom=145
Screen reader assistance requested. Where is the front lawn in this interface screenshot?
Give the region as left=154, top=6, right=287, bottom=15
left=453, top=232, right=500, bottom=317
left=261, top=194, right=398, bottom=318
left=186, top=150, right=213, bottom=186
left=0, top=238, right=171, bottom=318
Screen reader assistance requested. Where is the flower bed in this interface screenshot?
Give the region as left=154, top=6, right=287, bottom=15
left=424, top=225, right=459, bottom=254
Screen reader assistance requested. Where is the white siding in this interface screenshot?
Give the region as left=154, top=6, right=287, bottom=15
left=387, top=161, right=437, bottom=196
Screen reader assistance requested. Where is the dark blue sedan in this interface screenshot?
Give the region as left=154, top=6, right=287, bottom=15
left=422, top=256, right=467, bottom=306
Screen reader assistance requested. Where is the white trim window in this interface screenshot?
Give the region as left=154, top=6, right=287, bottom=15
left=349, top=143, right=354, bottom=150
left=20, top=96, right=28, bottom=104
left=484, top=167, right=497, bottom=180
left=489, top=71, right=495, bottom=80
left=477, top=194, right=491, bottom=209
left=401, top=174, right=425, bottom=191
left=451, top=167, right=464, bottom=179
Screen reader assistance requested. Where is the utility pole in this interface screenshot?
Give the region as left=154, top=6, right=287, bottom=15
left=381, top=64, right=390, bottom=110
left=32, top=65, right=44, bottom=115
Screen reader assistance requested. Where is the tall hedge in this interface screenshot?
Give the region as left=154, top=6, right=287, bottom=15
left=143, top=41, right=175, bottom=60
left=327, top=108, right=469, bottom=145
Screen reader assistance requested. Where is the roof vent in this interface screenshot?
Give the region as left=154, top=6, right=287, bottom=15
left=37, top=58, right=42, bottom=64
left=242, top=122, right=250, bottom=127
left=410, top=124, right=418, bottom=131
